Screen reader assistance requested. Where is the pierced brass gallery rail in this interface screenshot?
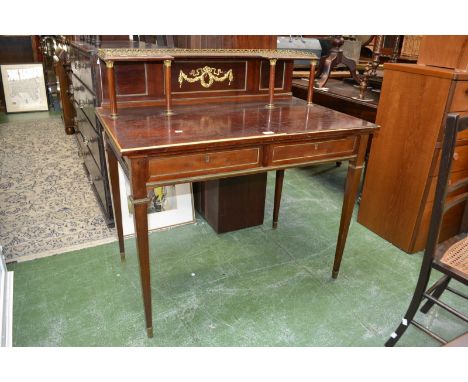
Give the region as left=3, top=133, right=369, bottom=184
left=178, top=66, right=234, bottom=89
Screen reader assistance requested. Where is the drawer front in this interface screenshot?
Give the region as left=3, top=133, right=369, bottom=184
left=432, top=142, right=468, bottom=176
left=450, top=81, right=468, bottom=112
left=149, top=147, right=261, bottom=181
left=426, top=168, right=468, bottom=203
left=72, top=74, right=96, bottom=124
left=75, top=108, right=101, bottom=170
left=76, top=132, right=107, bottom=211
left=414, top=199, right=465, bottom=252
left=268, top=137, right=356, bottom=166
left=71, top=50, right=94, bottom=92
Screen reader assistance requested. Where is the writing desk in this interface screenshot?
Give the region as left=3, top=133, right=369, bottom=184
left=96, top=97, right=378, bottom=337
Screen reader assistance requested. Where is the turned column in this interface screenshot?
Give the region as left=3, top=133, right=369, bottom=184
left=266, top=58, right=277, bottom=109
left=163, top=59, right=174, bottom=116
left=106, top=61, right=118, bottom=118
left=307, top=60, right=316, bottom=105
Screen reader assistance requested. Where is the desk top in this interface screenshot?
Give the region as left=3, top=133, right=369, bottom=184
left=97, top=98, right=377, bottom=155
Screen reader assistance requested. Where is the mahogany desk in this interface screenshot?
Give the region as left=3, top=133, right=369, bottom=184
left=96, top=97, right=378, bottom=337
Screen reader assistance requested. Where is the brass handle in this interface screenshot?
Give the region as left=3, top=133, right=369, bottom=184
left=78, top=99, right=94, bottom=109
left=88, top=175, right=102, bottom=183
left=78, top=149, right=90, bottom=157
left=83, top=136, right=98, bottom=145
left=78, top=99, right=93, bottom=108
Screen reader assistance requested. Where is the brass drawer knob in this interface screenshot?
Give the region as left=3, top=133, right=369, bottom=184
left=453, top=152, right=460, bottom=161
left=78, top=149, right=90, bottom=158
left=83, top=136, right=98, bottom=145
left=88, top=175, right=102, bottom=184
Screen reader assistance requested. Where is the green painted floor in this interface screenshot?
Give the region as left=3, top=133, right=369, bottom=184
left=7, top=161, right=467, bottom=346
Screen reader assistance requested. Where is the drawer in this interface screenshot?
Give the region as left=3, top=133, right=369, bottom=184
left=426, top=168, right=468, bottom=203
left=72, top=74, right=96, bottom=124
left=75, top=108, right=101, bottom=170
left=414, top=199, right=465, bottom=252
left=71, top=50, right=94, bottom=92
left=432, top=142, right=468, bottom=176
left=76, top=132, right=107, bottom=211
left=450, top=81, right=468, bottom=112
left=268, top=137, right=356, bottom=166
left=148, top=147, right=261, bottom=181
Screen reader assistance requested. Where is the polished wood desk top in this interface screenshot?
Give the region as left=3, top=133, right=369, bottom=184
left=97, top=98, right=376, bottom=155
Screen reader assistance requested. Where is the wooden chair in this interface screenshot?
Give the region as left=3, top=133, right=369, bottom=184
left=385, top=113, right=468, bottom=346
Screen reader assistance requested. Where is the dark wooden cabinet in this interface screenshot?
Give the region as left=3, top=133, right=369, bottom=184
left=68, top=42, right=114, bottom=227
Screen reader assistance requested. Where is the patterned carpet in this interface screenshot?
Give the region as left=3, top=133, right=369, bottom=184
left=0, top=117, right=116, bottom=261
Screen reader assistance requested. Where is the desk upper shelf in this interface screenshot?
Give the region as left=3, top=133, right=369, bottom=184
left=96, top=47, right=318, bottom=62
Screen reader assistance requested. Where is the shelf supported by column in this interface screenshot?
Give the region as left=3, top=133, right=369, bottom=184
left=307, top=60, right=316, bottom=105
left=265, top=58, right=277, bottom=109
left=105, top=60, right=118, bottom=119
left=163, top=59, right=174, bottom=116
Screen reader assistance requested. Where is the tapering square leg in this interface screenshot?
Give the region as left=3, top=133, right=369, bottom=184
left=105, top=140, right=125, bottom=261
left=332, top=135, right=369, bottom=278
left=273, top=170, right=285, bottom=229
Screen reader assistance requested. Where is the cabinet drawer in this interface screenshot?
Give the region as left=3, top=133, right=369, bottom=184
left=148, top=147, right=261, bottom=181
left=268, top=137, right=356, bottom=166
left=450, top=81, right=468, bottom=112
left=72, top=74, right=96, bottom=124
left=75, top=108, right=101, bottom=170
left=76, top=132, right=107, bottom=210
left=432, top=142, right=468, bottom=176
left=414, top=200, right=465, bottom=252
left=426, top=169, right=468, bottom=203
left=71, top=50, right=94, bottom=93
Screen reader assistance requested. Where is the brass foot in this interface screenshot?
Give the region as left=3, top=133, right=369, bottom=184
left=272, top=221, right=278, bottom=229
left=120, top=252, right=125, bottom=262
left=265, top=104, right=276, bottom=109
left=332, top=270, right=339, bottom=279
left=110, top=114, right=118, bottom=120
left=147, top=327, right=154, bottom=338
left=307, top=102, right=314, bottom=107
left=162, top=110, right=175, bottom=116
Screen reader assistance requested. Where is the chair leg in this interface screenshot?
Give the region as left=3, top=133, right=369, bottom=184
left=420, top=275, right=451, bottom=314
left=385, top=262, right=434, bottom=346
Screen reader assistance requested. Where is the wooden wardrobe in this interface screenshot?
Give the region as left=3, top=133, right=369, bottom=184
left=358, top=42, right=468, bottom=253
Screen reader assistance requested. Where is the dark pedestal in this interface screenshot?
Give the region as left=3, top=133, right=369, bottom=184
left=193, top=173, right=267, bottom=234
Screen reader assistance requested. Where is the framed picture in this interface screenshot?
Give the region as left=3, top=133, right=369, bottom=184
left=118, top=164, right=195, bottom=236
left=1, top=63, right=48, bottom=113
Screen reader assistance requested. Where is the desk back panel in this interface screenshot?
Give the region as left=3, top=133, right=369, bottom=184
left=99, top=58, right=293, bottom=107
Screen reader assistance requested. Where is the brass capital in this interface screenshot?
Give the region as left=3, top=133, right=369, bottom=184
left=164, top=59, right=172, bottom=67
left=106, top=60, right=114, bottom=69
left=269, top=58, right=277, bottom=66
